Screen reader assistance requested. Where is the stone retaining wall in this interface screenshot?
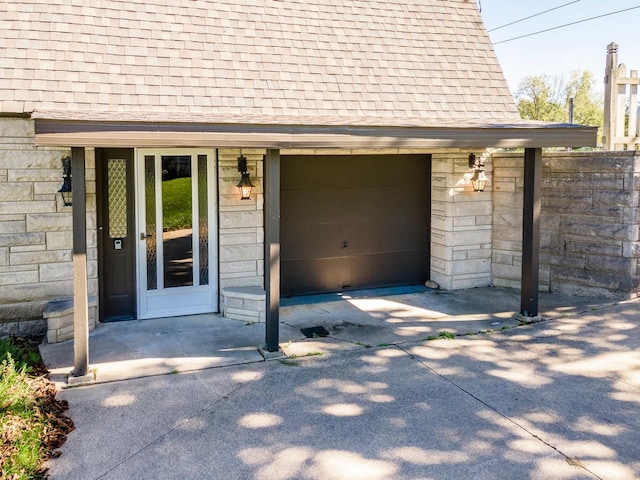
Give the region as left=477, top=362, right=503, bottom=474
left=492, top=151, right=640, bottom=299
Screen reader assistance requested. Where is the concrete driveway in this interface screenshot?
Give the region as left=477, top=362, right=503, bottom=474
left=40, top=287, right=600, bottom=385
left=45, top=293, right=640, bottom=480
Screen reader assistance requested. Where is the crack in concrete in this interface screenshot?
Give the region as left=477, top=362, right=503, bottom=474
left=94, top=375, right=257, bottom=480
left=397, top=345, right=604, bottom=480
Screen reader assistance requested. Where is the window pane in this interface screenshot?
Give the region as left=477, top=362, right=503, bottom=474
left=162, top=155, right=193, bottom=288
left=107, top=158, right=127, bottom=238
left=144, top=155, right=157, bottom=290
left=198, top=155, right=209, bottom=286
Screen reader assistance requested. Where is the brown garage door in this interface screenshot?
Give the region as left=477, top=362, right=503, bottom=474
left=281, top=154, right=431, bottom=296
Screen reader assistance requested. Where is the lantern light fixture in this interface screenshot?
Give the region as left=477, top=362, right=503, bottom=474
left=468, top=153, right=488, bottom=192
left=58, top=156, right=72, bottom=206
left=236, top=154, right=254, bottom=200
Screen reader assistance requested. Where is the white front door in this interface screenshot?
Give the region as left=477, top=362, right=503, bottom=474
left=136, top=148, right=218, bottom=319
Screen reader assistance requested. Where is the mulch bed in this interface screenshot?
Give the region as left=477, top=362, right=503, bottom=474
left=0, top=337, right=74, bottom=479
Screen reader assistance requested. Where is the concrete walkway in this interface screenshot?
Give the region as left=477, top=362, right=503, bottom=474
left=41, top=287, right=640, bottom=479
left=41, top=287, right=600, bottom=386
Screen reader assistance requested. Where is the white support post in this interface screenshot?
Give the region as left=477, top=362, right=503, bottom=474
left=603, top=43, right=618, bottom=150
left=629, top=70, right=638, bottom=143
left=615, top=64, right=628, bottom=150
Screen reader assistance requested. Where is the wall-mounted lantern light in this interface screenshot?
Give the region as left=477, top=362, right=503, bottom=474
left=468, top=153, right=488, bottom=192
left=58, top=156, right=72, bottom=206
left=236, top=154, right=254, bottom=200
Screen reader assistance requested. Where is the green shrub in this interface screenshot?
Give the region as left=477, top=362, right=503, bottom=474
left=0, top=338, right=41, bottom=373
left=1, top=339, right=48, bottom=479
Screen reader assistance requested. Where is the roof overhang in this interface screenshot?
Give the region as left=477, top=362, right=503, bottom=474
left=33, top=116, right=598, bottom=149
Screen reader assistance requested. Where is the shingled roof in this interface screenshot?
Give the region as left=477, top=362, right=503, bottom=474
left=0, top=0, right=597, bottom=147
left=1, top=0, right=517, bottom=120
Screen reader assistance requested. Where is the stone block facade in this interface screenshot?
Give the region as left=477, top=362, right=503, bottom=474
left=44, top=296, right=98, bottom=343
left=0, top=140, right=500, bottom=339
left=221, top=286, right=266, bottom=323
left=3, top=119, right=638, bottom=343
left=492, top=151, right=640, bottom=299
left=0, top=118, right=99, bottom=337
left=217, top=148, right=265, bottom=300
left=430, top=149, right=493, bottom=290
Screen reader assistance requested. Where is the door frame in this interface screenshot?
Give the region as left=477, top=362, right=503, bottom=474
left=134, top=148, right=219, bottom=319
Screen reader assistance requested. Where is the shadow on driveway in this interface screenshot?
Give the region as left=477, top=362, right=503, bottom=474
left=47, top=296, right=640, bottom=479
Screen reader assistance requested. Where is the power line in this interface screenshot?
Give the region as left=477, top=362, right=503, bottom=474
left=493, top=5, right=640, bottom=45
left=488, top=0, right=581, bottom=32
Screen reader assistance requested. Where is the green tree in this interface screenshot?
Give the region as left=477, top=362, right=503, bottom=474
left=515, top=71, right=603, bottom=130
left=516, top=74, right=565, bottom=122
left=564, top=71, right=603, bottom=127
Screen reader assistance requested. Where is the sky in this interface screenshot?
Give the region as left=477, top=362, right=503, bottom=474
left=478, top=0, right=640, bottom=94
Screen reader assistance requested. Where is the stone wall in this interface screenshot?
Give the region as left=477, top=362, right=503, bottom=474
left=492, top=151, right=640, bottom=299
left=217, top=149, right=265, bottom=293
left=0, top=118, right=98, bottom=336
left=10, top=133, right=636, bottom=339
left=0, top=132, right=264, bottom=338
left=430, top=149, right=493, bottom=290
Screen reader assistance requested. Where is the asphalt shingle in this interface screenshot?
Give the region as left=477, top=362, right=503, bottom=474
left=0, top=0, right=520, bottom=124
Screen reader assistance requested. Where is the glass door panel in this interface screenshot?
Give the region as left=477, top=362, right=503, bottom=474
left=161, top=155, right=194, bottom=288
left=144, top=155, right=157, bottom=290
left=136, top=149, right=217, bottom=319
left=198, top=155, right=209, bottom=286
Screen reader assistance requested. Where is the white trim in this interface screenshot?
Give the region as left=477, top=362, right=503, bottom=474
left=135, top=148, right=218, bottom=320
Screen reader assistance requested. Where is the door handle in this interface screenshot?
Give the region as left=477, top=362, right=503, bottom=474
left=140, top=232, right=153, bottom=240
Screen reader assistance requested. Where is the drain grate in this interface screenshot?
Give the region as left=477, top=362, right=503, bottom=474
left=300, top=326, right=330, bottom=338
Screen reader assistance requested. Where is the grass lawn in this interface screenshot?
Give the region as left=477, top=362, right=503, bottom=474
left=0, top=337, right=73, bottom=479
left=162, top=177, right=192, bottom=231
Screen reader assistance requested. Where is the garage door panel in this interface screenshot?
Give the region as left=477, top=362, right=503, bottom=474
left=282, top=221, right=427, bottom=261
left=349, top=252, right=429, bottom=289
left=282, top=258, right=350, bottom=296
left=284, top=186, right=426, bottom=226
left=342, top=187, right=425, bottom=222
left=344, top=222, right=428, bottom=255
left=281, top=154, right=431, bottom=296
left=282, top=188, right=360, bottom=225
left=282, top=251, right=428, bottom=296
left=283, top=155, right=426, bottom=189
left=281, top=223, right=349, bottom=261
